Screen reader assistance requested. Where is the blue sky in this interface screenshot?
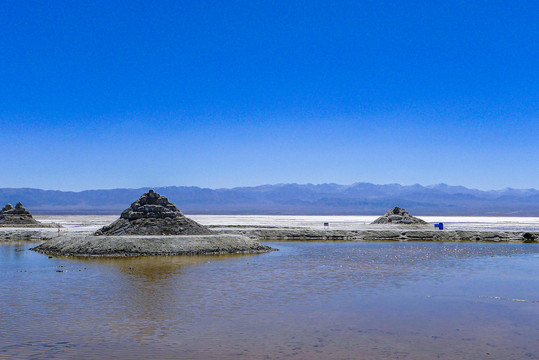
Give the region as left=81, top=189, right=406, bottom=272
left=0, top=0, right=537, bottom=191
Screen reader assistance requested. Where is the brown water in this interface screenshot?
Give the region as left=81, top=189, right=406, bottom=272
left=1, top=241, right=538, bottom=359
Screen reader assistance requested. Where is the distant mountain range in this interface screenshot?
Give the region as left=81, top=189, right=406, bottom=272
left=0, top=183, right=538, bottom=216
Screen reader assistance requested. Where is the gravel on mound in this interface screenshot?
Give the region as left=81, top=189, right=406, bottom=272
left=371, top=206, right=427, bottom=225
left=0, top=202, right=47, bottom=226
left=31, top=234, right=275, bottom=256
left=95, top=217, right=213, bottom=236
left=94, top=190, right=213, bottom=236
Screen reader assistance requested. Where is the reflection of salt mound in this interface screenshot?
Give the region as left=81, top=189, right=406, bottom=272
left=95, top=190, right=212, bottom=236
left=371, top=206, right=427, bottom=225
left=0, top=202, right=42, bottom=226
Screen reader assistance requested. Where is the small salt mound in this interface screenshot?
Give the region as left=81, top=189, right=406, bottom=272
left=95, top=189, right=213, bottom=236
left=0, top=202, right=43, bottom=226
left=371, top=206, right=427, bottom=225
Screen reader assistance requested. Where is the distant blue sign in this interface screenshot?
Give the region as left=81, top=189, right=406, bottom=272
left=434, top=223, right=444, bottom=230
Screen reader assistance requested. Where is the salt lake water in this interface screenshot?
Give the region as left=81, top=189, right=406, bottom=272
left=1, top=238, right=538, bottom=359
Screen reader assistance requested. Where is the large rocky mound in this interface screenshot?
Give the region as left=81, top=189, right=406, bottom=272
left=371, top=206, right=427, bottom=225
left=95, top=190, right=213, bottom=236
left=0, top=202, right=42, bottom=226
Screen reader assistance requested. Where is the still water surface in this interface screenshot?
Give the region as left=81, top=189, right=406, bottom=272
left=1, top=241, right=538, bottom=359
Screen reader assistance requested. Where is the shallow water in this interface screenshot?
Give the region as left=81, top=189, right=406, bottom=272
left=1, top=241, right=538, bottom=359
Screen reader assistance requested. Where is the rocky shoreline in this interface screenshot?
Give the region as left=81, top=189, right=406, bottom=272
left=217, top=228, right=538, bottom=243
left=3, top=226, right=537, bottom=244
left=31, top=234, right=274, bottom=256
left=0, top=228, right=58, bottom=242
left=0, top=223, right=58, bottom=228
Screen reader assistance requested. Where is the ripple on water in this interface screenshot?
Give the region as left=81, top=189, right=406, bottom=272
left=0, top=241, right=538, bottom=359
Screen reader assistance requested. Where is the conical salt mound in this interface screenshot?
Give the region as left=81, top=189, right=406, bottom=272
left=371, top=206, right=427, bottom=225
left=0, top=202, right=42, bottom=225
left=95, top=190, right=213, bottom=236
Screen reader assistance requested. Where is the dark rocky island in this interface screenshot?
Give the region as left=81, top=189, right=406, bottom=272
left=371, top=206, right=428, bottom=225
left=33, top=190, right=274, bottom=256
left=0, top=202, right=50, bottom=227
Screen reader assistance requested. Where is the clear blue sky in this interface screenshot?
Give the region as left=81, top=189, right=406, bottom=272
left=1, top=1, right=537, bottom=191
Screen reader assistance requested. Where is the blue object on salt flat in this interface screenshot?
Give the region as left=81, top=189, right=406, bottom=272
left=324, top=222, right=329, bottom=227
left=434, top=223, right=444, bottom=230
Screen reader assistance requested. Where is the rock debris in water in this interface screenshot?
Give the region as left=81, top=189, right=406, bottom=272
left=95, top=190, right=213, bottom=236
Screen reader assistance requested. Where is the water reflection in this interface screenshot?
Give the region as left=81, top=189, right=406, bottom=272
left=63, top=253, right=255, bottom=278
left=0, top=242, right=538, bottom=359
left=52, top=252, right=263, bottom=343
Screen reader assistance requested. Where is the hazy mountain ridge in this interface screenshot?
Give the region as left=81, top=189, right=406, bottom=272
left=0, top=183, right=537, bottom=216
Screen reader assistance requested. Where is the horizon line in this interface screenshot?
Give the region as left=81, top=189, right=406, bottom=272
left=1, top=182, right=537, bottom=193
